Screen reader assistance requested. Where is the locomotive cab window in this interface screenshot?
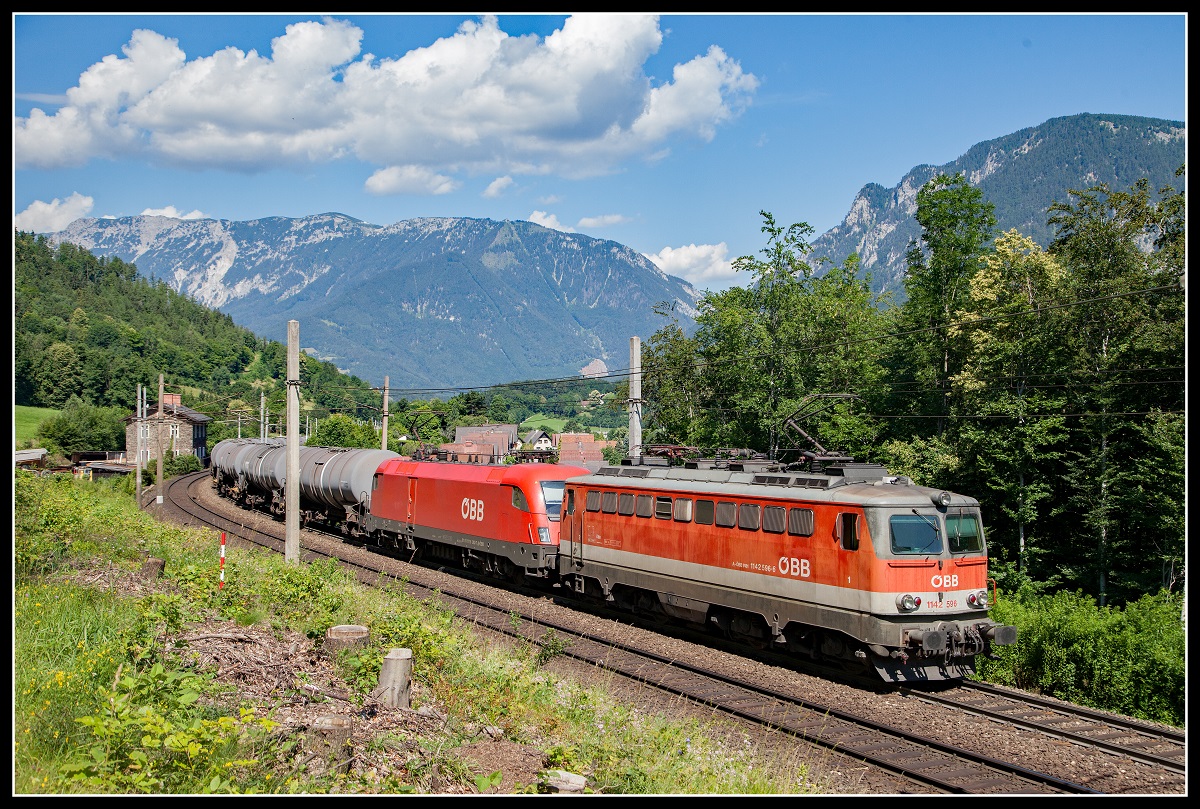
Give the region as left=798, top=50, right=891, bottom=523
left=890, top=513, right=942, bottom=555
left=655, top=496, right=673, bottom=520
left=695, top=499, right=715, bottom=525
left=541, top=481, right=566, bottom=521
left=946, top=511, right=984, bottom=553
left=837, top=512, right=860, bottom=551
left=636, top=494, right=654, bottom=518
left=618, top=493, right=635, bottom=516
left=566, top=489, right=575, bottom=515
left=585, top=490, right=601, bottom=512
left=512, top=486, right=530, bottom=512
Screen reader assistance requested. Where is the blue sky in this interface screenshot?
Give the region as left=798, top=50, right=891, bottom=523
left=13, top=13, right=1187, bottom=292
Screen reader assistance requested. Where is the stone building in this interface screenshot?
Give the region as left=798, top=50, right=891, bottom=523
left=124, top=393, right=213, bottom=467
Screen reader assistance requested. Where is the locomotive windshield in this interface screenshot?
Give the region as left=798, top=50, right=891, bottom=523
left=890, top=513, right=943, bottom=555
left=540, top=481, right=566, bottom=521
left=946, top=510, right=984, bottom=553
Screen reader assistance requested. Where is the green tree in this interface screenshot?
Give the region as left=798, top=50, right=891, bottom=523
left=1045, top=170, right=1185, bottom=605
left=306, top=413, right=379, bottom=449
left=894, top=172, right=997, bottom=435
left=35, top=395, right=127, bottom=456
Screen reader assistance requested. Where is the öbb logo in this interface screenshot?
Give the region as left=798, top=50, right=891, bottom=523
left=461, top=498, right=485, bottom=522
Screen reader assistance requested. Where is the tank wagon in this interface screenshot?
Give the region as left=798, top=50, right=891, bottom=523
left=210, top=439, right=1016, bottom=682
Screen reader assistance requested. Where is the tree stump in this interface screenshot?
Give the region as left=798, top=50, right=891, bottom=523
left=139, top=556, right=165, bottom=581
left=305, top=714, right=355, bottom=774
left=323, top=624, right=370, bottom=655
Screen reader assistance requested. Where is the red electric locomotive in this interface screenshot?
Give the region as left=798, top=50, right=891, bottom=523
left=358, top=458, right=590, bottom=582
left=556, top=460, right=1017, bottom=682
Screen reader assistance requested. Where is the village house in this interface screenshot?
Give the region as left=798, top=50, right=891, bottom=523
left=123, top=393, right=213, bottom=467
left=555, top=431, right=616, bottom=473
left=441, top=424, right=522, bottom=464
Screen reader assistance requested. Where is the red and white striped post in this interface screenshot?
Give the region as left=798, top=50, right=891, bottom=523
left=219, top=531, right=226, bottom=590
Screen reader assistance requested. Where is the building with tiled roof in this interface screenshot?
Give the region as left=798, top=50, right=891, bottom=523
left=554, top=432, right=616, bottom=473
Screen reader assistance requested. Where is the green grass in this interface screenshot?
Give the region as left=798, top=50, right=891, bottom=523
left=16, top=405, right=60, bottom=444
left=520, top=414, right=567, bottom=434
left=13, top=470, right=825, bottom=795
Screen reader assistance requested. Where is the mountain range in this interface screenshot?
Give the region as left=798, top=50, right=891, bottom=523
left=808, top=113, right=1185, bottom=298
left=47, top=215, right=701, bottom=389
left=44, top=112, right=1184, bottom=389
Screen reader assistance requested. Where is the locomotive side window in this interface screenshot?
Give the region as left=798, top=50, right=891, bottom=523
left=585, top=490, right=601, bottom=512
left=655, top=496, right=673, bottom=520
left=788, top=507, right=815, bottom=536
left=601, top=491, right=618, bottom=514
left=512, top=486, right=531, bottom=512
left=738, top=503, right=761, bottom=531
left=715, top=501, right=737, bottom=528
left=618, top=493, right=635, bottom=516
left=636, top=494, right=653, bottom=518
left=946, top=511, right=984, bottom=553
left=695, top=499, right=715, bottom=525
left=566, top=489, right=575, bottom=515
left=838, top=512, right=859, bottom=551
left=762, top=506, right=786, bottom=534
left=673, top=498, right=693, bottom=522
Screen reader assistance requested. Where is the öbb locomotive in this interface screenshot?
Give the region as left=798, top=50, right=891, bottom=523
left=210, top=438, right=1017, bottom=682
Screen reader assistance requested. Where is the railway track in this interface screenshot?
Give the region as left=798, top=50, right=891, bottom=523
left=162, top=472, right=1180, bottom=795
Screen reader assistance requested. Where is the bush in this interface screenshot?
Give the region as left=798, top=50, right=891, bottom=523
left=979, top=587, right=1184, bottom=726
left=164, top=454, right=203, bottom=478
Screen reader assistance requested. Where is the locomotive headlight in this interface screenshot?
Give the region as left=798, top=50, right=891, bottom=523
left=967, top=590, right=988, bottom=608
left=537, top=527, right=552, bottom=544
left=897, top=594, right=920, bottom=612
left=934, top=491, right=953, bottom=507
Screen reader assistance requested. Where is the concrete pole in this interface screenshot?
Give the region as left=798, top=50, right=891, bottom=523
left=381, top=376, right=389, bottom=452
left=155, top=374, right=165, bottom=502
left=135, top=383, right=143, bottom=505
left=260, top=392, right=266, bottom=440
left=629, top=336, right=643, bottom=461
left=286, top=320, right=301, bottom=564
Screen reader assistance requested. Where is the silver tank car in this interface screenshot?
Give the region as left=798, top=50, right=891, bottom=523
left=211, top=439, right=398, bottom=515
left=298, top=446, right=399, bottom=511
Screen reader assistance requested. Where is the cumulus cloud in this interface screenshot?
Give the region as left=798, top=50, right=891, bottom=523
left=141, top=205, right=207, bottom=219
left=483, top=176, right=514, bottom=198
left=365, top=165, right=460, bottom=195
left=577, top=213, right=630, bottom=229
left=529, top=210, right=572, bottom=231
left=13, top=192, right=95, bottom=233
left=645, top=242, right=735, bottom=287
left=15, top=15, right=757, bottom=190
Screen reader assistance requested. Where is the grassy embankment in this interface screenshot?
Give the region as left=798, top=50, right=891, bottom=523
left=16, top=404, right=60, bottom=446
left=14, top=470, right=824, bottom=795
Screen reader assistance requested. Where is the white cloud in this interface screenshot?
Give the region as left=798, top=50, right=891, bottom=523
left=529, top=210, right=573, bottom=231
left=15, top=15, right=757, bottom=187
left=140, top=205, right=207, bottom=219
left=645, top=242, right=735, bottom=287
left=577, top=213, right=630, bottom=229
left=483, top=176, right=514, bottom=198
left=365, top=165, right=461, bottom=195
left=13, top=193, right=95, bottom=233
